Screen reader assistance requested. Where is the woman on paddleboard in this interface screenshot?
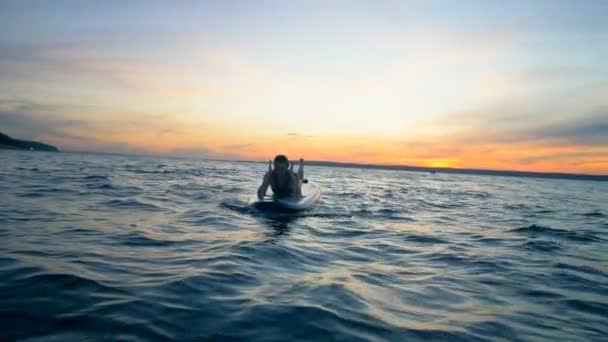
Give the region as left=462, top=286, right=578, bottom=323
left=257, top=155, right=304, bottom=200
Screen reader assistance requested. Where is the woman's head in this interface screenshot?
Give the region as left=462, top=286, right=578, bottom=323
left=273, top=154, right=289, bottom=170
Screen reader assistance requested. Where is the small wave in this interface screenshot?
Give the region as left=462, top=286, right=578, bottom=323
left=90, top=184, right=143, bottom=195
left=560, top=299, right=608, bottom=316
left=465, top=320, right=519, bottom=341
left=522, top=240, right=561, bottom=252
left=129, top=169, right=171, bottom=175
left=535, top=209, right=555, bottom=214
left=159, top=271, right=258, bottom=296
left=194, top=194, right=210, bottom=200
left=168, top=183, right=204, bottom=191
left=470, top=259, right=513, bottom=273
left=7, top=272, right=121, bottom=296
left=223, top=187, right=244, bottom=194
left=511, top=224, right=563, bottom=234
left=382, top=190, right=394, bottom=198
left=0, top=256, right=18, bottom=268
left=94, top=183, right=114, bottom=190
left=428, top=253, right=470, bottom=265
left=331, top=228, right=369, bottom=238
left=475, top=237, right=505, bottom=246
left=103, top=198, right=160, bottom=210
left=419, top=199, right=463, bottom=209
left=510, top=224, right=603, bottom=243
left=505, top=203, right=531, bottom=210
left=341, top=192, right=365, bottom=199
left=237, top=304, right=395, bottom=340
left=519, top=289, right=563, bottom=299
left=351, top=209, right=414, bottom=221
left=468, top=191, right=491, bottom=198
left=120, top=233, right=176, bottom=247
left=0, top=265, right=45, bottom=282
left=42, top=187, right=80, bottom=195
left=62, top=227, right=101, bottom=236
left=167, top=183, right=209, bottom=200
left=554, top=262, right=604, bottom=276
left=581, top=211, right=605, bottom=218
left=83, top=175, right=110, bottom=181
left=307, top=212, right=354, bottom=219
left=220, top=201, right=254, bottom=215
left=378, top=208, right=400, bottom=215
left=18, top=192, right=45, bottom=198
left=403, top=234, right=447, bottom=244
left=188, top=215, right=235, bottom=227
left=263, top=212, right=354, bottom=220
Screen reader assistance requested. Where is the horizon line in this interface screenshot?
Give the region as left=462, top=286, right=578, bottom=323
left=52, top=149, right=608, bottom=181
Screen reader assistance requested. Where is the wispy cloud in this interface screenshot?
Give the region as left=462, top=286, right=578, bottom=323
left=436, top=106, right=608, bottom=148
left=0, top=100, right=88, bottom=139
left=534, top=111, right=608, bottom=145
left=0, top=99, right=217, bottom=154
left=0, top=1, right=607, bottom=173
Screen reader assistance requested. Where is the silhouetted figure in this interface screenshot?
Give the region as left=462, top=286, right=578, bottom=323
left=258, top=155, right=304, bottom=200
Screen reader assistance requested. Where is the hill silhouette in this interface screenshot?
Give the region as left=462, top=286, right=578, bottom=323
left=0, top=132, right=59, bottom=152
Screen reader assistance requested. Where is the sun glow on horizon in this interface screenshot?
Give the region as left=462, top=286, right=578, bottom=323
left=0, top=1, right=606, bottom=174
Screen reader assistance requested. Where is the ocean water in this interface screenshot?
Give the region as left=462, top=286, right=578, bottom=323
left=1, top=150, right=607, bottom=342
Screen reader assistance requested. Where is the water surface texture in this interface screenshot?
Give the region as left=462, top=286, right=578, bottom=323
left=1, top=151, right=607, bottom=341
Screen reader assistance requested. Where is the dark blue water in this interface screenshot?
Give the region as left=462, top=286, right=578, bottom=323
left=1, top=150, right=607, bottom=341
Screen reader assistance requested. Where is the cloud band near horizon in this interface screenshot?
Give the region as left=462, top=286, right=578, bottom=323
left=0, top=1, right=607, bottom=174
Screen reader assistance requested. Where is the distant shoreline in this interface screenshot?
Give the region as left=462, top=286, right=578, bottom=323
left=6, top=148, right=605, bottom=181
left=0, top=132, right=59, bottom=152
left=297, top=160, right=608, bottom=182
left=233, top=159, right=607, bottom=182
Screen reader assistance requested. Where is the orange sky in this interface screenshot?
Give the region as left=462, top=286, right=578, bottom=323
left=34, top=123, right=608, bottom=174
left=0, top=1, right=606, bottom=174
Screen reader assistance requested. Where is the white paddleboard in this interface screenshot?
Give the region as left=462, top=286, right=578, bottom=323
left=251, top=182, right=321, bottom=212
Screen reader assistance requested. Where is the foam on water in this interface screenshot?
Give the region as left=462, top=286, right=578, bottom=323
left=1, top=150, right=607, bottom=341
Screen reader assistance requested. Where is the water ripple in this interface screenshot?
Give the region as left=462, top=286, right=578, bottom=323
left=0, top=151, right=607, bottom=341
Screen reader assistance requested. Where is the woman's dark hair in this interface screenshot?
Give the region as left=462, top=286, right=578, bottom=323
left=274, top=154, right=289, bottom=165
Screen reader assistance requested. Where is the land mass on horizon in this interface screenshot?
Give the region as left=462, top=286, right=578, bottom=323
left=0, top=132, right=59, bottom=152
left=1, top=139, right=604, bottom=181
left=298, top=160, right=607, bottom=181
